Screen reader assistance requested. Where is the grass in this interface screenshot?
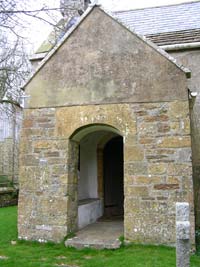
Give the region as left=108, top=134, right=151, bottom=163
left=0, top=206, right=200, bottom=267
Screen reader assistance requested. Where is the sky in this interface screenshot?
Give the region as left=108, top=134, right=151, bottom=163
left=99, top=0, right=195, bottom=10
left=26, top=0, right=196, bottom=53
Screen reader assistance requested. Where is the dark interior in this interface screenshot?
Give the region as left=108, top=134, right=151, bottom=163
left=103, top=136, right=124, bottom=218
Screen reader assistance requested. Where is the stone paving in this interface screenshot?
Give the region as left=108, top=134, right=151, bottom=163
left=65, top=220, right=123, bottom=249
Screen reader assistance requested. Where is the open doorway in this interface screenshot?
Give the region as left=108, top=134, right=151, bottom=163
left=103, top=136, right=124, bottom=219
left=69, top=124, right=124, bottom=230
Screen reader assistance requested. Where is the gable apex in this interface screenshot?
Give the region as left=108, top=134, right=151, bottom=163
left=23, top=4, right=97, bottom=89
left=23, top=4, right=190, bottom=90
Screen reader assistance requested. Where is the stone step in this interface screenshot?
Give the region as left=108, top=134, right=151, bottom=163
left=65, top=236, right=121, bottom=249
left=65, top=221, right=123, bottom=250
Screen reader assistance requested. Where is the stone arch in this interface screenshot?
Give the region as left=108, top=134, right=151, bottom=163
left=55, top=104, right=136, bottom=142
left=70, top=123, right=123, bottom=142
left=67, top=123, right=124, bottom=231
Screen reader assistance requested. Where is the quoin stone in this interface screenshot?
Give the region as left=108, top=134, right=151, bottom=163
left=176, top=202, right=190, bottom=267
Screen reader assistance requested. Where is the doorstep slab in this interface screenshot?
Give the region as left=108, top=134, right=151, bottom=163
left=65, top=221, right=123, bottom=249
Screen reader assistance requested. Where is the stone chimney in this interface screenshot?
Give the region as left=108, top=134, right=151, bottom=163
left=60, top=0, right=91, bottom=18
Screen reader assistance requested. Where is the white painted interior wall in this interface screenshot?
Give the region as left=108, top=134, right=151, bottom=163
left=78, top=131, right=106, bottom=200
left=77, top=131, right=109, bottom=229
left=77, top=130, right=119, bottom=229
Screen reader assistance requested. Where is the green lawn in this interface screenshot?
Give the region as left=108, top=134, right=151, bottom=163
left=0, top=206, right=200, bottom=267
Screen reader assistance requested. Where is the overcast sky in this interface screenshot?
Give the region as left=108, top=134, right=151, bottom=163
left=26, top=0, right=196, bottom=52
left=99, top=0, right=194, bottom=10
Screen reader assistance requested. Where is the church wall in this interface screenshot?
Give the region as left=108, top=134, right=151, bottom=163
left=78, top=132, right=106, bottom=200
left=18, top=102, right=195, bottom=245
left=170, top=49, right=200, bottom=230
left=18, top=6, right=195, bottom=246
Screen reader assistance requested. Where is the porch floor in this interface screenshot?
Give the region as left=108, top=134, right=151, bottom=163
left=65, top=220, right=123, bottom=249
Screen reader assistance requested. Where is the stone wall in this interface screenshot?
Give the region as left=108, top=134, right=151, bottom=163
left=124, top=101, right=194, bottom=244
left=18, top=102, right=195, bottom=245
left=18, top=6, right=195, bottom=245
left=0, top=138, right=14, bottom=180
left=0, top=187, right=18, bottom=207
left=0, top=138, right=19, bottom=185
left=170, top=50, right=200, bottom=229
left=0, top=108, right=22, bottom=185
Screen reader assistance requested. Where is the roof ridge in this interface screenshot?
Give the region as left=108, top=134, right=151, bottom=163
left=114, top=0, right=200, bottom=13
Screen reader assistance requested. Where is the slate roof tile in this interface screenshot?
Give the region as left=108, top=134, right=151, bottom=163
left=114, top=1, right=200, bottom=35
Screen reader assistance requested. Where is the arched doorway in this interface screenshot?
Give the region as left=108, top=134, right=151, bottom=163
left=69, top=124, right=124, bottom=230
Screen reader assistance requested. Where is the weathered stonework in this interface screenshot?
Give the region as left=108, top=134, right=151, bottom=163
left=170, top=50, right=200, bottom=230
left=25, top=8, right=188, bottom=109
left=18, top=6, right=195, bottom=246
left=0, top=138, right=19, bottom=183
left=18, top=102, right=195, bottom=244
left=0, top=187, right=18, bottom=207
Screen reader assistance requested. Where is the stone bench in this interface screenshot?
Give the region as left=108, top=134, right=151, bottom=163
left=78, top=198, right=103, bottom=229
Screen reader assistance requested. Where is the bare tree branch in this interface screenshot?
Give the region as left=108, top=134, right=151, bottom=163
left=0, top=99, right=21, bottom=108
left=0, top=0, right=81, bottom=113
left=0, top=7, right=77, bottom=14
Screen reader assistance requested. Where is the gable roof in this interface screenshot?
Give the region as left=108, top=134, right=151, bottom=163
left=32, top=1, right=200, bottom=59
left=30, top=1, right=200, bottom=63
left=114, top=1, right=200, bottom=35
left=147, top=29, right=200, bottom=46
left=23, top=4, right=190, bottom=89
left=114, top=1, right=200, bottom=46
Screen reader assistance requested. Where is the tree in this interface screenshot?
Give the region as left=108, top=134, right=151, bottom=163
left=0, top=0, right=63, bottom=112
left=0, top=0, right=91, bottom=113
left=0, top=34, right=30, bottom=108
left=0, top=0, right=31, bottom=112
